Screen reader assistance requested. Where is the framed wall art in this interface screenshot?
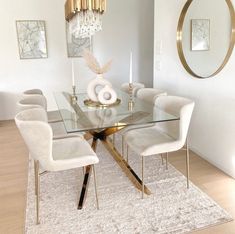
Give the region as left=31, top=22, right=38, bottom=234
left=191, top=19, right=210, bottom=51
left=66, top=23, right=92, bottom=57
left=16, top=20, right=48, bottom=59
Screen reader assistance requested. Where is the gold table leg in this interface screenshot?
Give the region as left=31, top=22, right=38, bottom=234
left=78, top=165, right=92, bottom=210
left=101, top=138, right=151, bottom=195
left=78, top=127, right=151, bottom=209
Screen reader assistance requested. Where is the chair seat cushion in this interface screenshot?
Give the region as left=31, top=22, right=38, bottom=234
left=118, top=123, right=155, bottom=136
left=124, top=126, right=182, bottom=156
left=52, top=136, right=98, bottom=171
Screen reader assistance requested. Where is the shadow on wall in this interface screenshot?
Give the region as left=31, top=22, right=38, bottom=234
left=0, top=92, right=21, bottom=120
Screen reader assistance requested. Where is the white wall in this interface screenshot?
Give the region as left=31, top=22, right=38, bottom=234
left=154, top=0, right=235, bottom=178
left=0, top=0, right=154, bottom=120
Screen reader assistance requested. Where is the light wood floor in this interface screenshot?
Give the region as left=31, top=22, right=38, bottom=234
left=1, top=121, right=235, bottom=234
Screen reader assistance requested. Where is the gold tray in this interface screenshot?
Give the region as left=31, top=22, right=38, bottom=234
left=84, top=99, right=121, bottom=108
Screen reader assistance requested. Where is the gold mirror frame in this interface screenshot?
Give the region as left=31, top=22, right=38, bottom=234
left=177, top=0, right=235, bottom=79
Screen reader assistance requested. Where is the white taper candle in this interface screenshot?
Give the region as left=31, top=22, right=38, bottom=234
left=129, top=51, right=133, bottom=84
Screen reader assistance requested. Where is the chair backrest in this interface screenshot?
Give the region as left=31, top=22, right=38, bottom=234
left=23, top=89, right=43, bottom=95
left=155, top=95, right=195, bottom=147
left=121, top=82, right=145, bottom=96
left=15, top=108, right=53, bottom=170
left=137, top=88, right=167, bottom=104
left=17, top=95, right=47, bottom=113
left=22, top=89, right=47, bottom=110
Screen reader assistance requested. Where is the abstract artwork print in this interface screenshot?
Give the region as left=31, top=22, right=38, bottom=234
left=16, top=20, right=48, bottom=59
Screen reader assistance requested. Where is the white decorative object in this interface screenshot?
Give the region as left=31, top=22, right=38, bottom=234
left=87, top=75, right=112, bottom=102
left=69, top=11, right=103, bottom=39
left=83, top=50, right=117, bottom=105
left=98, top=85, right=117, bottom=105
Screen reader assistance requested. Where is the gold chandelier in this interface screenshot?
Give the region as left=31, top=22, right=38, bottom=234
left=65, top=0, right=106, bottom=38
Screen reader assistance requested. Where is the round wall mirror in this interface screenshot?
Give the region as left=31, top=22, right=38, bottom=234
left=177, top=0, right=235, bottom=78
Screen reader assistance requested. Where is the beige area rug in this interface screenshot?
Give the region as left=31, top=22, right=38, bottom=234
left=25, top=135, right=232, bottom=233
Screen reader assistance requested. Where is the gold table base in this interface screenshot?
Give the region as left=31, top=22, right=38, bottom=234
left=78, top=127, right=151, bottom=209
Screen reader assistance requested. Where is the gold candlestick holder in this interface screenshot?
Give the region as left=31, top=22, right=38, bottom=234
left=128, top=83, right=134, bottom=111
left=71, top=85, right=77, bottom=103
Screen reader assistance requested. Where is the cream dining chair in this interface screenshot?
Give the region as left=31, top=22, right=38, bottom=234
left=15, top=108, right=99, bottom=224
left=124, top=95, right=195, bottom=198
left=136, top=88, right=167, bottom=104
left=23, top=89, right=43, bottom=95
left=120, top=88, right=167, bottom=159
left=112, top=83, right=145, bottom=146
left=17, top=96, right=67, bottom=137
left=23, top=89, right=62, bottom=123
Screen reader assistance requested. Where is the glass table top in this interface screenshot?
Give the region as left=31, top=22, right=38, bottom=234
left=54, top=90, right=179, bottom=133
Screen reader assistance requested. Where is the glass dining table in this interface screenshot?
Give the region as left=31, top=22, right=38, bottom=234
left=54, top=90, right=179, bottom=209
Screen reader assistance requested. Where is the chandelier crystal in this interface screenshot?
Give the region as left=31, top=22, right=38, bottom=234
left=65, top=0, right=106, bottom=39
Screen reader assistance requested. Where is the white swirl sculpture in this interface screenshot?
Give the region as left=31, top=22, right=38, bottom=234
left=98, top=85, right=117, bottom=105
left=87, top=75, right=117, bottom=105
left=83, top=50, right=117, bottom=105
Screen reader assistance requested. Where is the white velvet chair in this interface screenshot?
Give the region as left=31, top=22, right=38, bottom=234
left=124, top=95, right=195, bottom=198
left=120, top=88, right=167, bottom=158
left=15, top=108, right=99, bottom=224
left=121, top=82, right=145, bottom=96
left=17, top=95, right=47, bottom=111
left=23, top=89, right=62, bottom=123
left=111, top=82, right=144, bottom=146
left=23, top=89, right=43, bottom=95
left=17, top=97, right=67, bottom=137
left=136, top=88, right=167, bottom=104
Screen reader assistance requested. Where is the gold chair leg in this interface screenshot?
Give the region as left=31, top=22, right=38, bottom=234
left=78, top=165, right=92, bottom=209
left=34, top=161, right=38, bottom=196
left=142, top=156, right=145, bottom=199
left=126, top=145, right=129, bottom=163
left=35, top=160, right=40, bottom=225
left=166, top=152, right=169, bottom=170
left=186, top=139, right=190, bottom=189
left=92, top=165, right=99, bottom=209
left=160, top=154, right=164, bottom=165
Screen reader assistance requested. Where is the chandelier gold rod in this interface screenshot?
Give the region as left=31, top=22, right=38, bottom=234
left=65, top=0, right=106, bottom=22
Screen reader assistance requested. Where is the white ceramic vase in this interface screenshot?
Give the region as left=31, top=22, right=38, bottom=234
left=98, top=85, right=117, bottom=105
left=87, top=74, right=112, bottom=102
